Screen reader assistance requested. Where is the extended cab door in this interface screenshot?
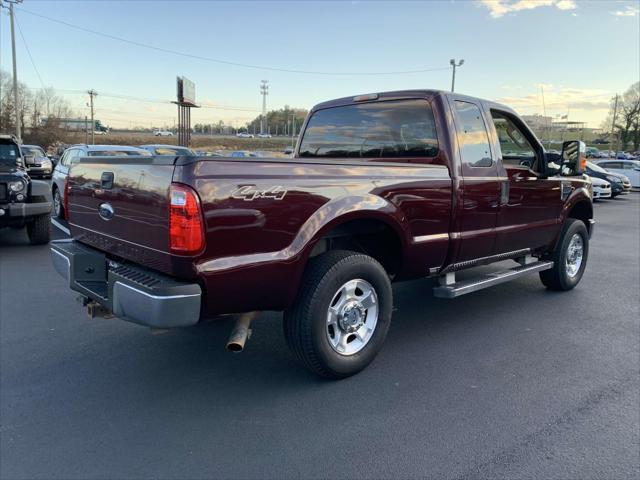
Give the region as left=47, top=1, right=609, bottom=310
left=486, top=108, right=563, bottom=253
left=449, top=97, right=501, bottom=262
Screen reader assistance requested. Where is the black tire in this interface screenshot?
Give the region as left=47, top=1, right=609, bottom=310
left=283, top=250, right=393, bottom=379
left=27, top=214, right=50, bottom=245
left=53, top=187, right=64, bottom=219
left=539, top=219, right=589, bottom=291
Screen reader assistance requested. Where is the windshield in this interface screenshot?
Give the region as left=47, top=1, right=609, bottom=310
left=88, top=150, right=151, bottom=156
left=0, top=143, right=20, bottom=168
left=22, top=146, right=46, bottom=157
left=587, top=161, right=608, bottom=173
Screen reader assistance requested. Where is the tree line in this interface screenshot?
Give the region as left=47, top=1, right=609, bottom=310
left=0, top=70, right=74, bottom=147
left=602, top=82, right=640, bottom=151
left=193, top=106, right=309, bottom=136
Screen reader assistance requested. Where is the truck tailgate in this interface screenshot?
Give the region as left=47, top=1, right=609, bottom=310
left=67, top=157, right=176, bottom=272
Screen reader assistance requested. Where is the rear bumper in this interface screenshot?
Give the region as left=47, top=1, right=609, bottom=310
left=51, top=239, right=202, bottom=328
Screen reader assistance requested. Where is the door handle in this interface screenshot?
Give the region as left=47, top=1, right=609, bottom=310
left=500, top=181, right=509, bottom=205
left=100, top=172, right=114, bottom=189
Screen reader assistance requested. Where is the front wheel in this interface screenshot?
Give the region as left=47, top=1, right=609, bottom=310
left=539, top=218, right=589, bottom=291
left=27, top=214, right=50, bottom=245
left=53, top=188, right=64, bottom=219
left=284, top=250, right=393, bottom=379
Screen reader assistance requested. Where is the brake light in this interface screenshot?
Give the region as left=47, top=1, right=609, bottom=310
left=169, top=184, right=204, bottom=254
left=63, top=177, right=69, bottom=220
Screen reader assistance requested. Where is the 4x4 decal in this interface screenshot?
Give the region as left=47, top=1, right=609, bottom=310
left=231, top=185, right=288, bottom=201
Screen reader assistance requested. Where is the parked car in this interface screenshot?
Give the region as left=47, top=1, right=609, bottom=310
left=0, top=135, right=51, bottom=244
left=257, top=133, right=272, bottom=138
left=138, top=144, right=195, bottom=156
left=93, top=130, right=107, bottom=136
left=51, top=89, right=593, bottom=379
left=154, top=130, right=174, bottom=137
left=20, top=144, right=53, bottom=179
left=586, top=147, right=599, bottom=158
left=588, top=176, right=611, bottom=200
left=229, top=150, right=260, bottom=158
left=236, top=132, right=254, bottom=138
left=51, top=144, right=151, bottom=219
left=585, top=161, right=630, bottom=197
left=594, top=159, right=640, bottom=189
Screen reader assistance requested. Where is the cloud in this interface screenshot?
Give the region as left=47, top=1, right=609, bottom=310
left=611, top=5, right=639, bottom=17
left=495, top=85, right=613, bottom=125
left=478, top=0, right=577, bottom=18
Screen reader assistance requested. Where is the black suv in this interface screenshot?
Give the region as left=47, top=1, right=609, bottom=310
left=0, top=135, right=52, bottom=244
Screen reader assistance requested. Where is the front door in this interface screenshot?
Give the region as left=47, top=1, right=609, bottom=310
left=450, top=98, right=501, bottom=262
left=488, top=109, right=563, bottom=253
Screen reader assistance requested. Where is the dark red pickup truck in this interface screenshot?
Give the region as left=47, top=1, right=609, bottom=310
left=51, top=90, right=593, bottom=378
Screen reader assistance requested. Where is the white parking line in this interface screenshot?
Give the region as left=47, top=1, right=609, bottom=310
left=50, top=218, right=70, bottom=236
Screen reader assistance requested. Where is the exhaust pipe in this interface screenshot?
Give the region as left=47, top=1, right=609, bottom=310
left=226, top=312, right=258, bottom=353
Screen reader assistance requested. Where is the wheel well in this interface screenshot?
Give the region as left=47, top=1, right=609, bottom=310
left=309, top=219, right=403, bottom=276
left=567, top=201, right=593, bottom=233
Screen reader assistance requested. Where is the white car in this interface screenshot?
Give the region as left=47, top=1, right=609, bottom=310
left=236, top=132, right=254, bottom=138
left=589, top=176, right=611, bottom=200
left=93, top=130, right=107, bottom=136
left=595, top=159, right=640, bottom=189
left=154, top=130, right=174, bottom=137
left=257, top=133, right=272, bottom=138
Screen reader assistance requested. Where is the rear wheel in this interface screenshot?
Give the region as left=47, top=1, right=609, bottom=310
left=539, top=219, right=589, bottom=291
left=284, top=250, right=393, bottom=379
left=27, top=214, right=50, bottom=245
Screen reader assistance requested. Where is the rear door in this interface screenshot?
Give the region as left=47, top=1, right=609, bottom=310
left=450, top=97, right=501, bottom=262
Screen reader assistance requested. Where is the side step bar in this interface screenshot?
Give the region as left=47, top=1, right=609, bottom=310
left=433, top=260, right=554, bottom=299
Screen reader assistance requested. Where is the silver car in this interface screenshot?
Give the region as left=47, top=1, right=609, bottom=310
left=21, top=145, right=53, bottom=179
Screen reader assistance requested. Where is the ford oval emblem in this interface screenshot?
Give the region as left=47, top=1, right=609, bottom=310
left=98, top=202, right=114, bottom=221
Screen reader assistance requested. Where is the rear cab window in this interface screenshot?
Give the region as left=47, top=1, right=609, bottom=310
left=298, top=99, right=439, bottom=161
left=452, top=100, right=492, bottom=169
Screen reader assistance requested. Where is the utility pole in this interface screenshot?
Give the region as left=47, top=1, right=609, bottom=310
left=449, top=58, right=464, bottom=93
left=87, top=89, right=97, bottom=144
left=9, top=1, right=23, bottom=140
left=609, top=94, right=619, bottom=155
left=290, top=113, right=296, bottom=150
left=260, top=80, right=268, bottom=135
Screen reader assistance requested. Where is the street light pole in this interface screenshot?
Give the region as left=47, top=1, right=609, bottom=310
left=450, top=58, right=464, bottom=93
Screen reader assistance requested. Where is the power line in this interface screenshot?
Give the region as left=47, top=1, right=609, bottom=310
left=14, top=12, right=46, bottom=91
left=16, top=7, right=451, bottom=76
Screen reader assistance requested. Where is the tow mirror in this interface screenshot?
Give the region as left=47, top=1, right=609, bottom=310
left=560, top=140, right=586, bottom=175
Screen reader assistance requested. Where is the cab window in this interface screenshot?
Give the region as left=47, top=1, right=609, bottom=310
left=453, top=101, right=492, bottom=167
left=298, top=99, right=438, bottom=159
left=491, top=111, right=538, bottom=171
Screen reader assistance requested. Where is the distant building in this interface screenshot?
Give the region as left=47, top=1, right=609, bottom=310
left=522, top=114, right=553, bottom=130
left=42, top=118, right=108, bottom=132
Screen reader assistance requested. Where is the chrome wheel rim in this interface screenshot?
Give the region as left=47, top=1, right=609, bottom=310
left=53, top=190, right=61, bottom=217
left=565, top=233, right=584, bottom=278
left=326, top=279, right=378, bottom=356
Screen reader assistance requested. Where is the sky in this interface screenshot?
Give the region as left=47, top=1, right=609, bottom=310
left=1, top=0, right=638, bottom=129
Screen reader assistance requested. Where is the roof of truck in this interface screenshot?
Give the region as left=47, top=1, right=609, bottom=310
left=311, top=89, right=515, bottom=115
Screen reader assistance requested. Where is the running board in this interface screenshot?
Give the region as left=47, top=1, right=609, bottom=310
left=433, top=261, right=554, bottom=299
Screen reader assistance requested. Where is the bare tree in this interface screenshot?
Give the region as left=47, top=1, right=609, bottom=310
left=602, top=82, right=640, bottom=151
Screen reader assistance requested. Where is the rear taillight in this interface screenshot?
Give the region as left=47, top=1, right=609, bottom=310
left=169, top=184, right=204, bottom=255
left=63, top=177, right=69, bottom=220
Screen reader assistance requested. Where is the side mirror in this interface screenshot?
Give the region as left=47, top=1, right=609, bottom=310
left=560, top=140, right=586, bottom=175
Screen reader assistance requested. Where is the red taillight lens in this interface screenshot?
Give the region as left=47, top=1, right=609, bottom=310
left=169, top=184, right=204, bottom=254
left=63, top=177, right=69, bottom=220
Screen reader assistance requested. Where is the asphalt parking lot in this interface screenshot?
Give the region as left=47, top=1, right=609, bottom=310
left=1, top=195, right=639, bottom=479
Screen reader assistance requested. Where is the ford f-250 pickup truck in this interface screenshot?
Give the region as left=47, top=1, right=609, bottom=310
left=51, top=90, right=593, bottom=378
